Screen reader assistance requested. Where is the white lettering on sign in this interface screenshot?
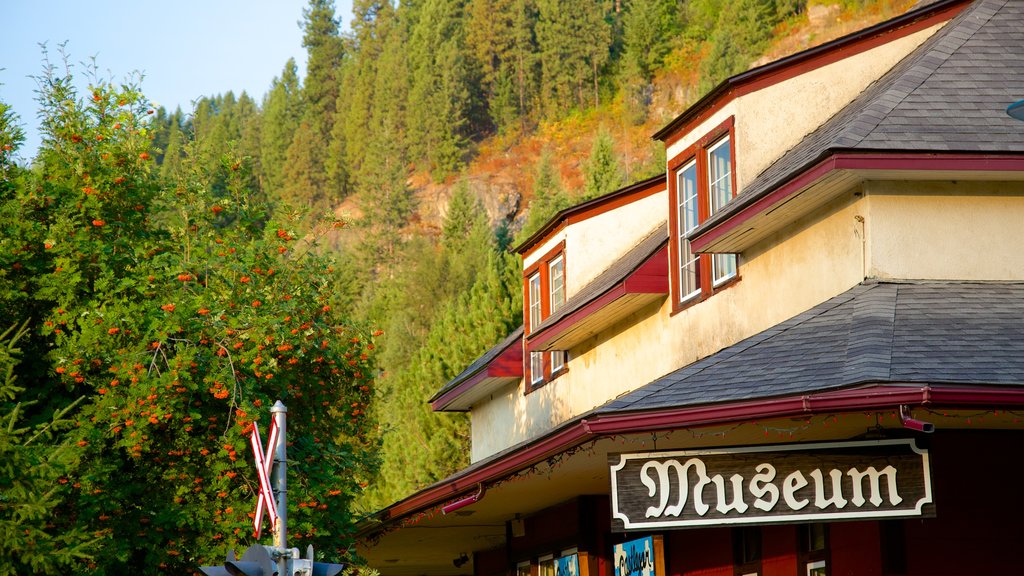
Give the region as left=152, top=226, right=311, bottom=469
left=610, top=439, right=932, bottom=530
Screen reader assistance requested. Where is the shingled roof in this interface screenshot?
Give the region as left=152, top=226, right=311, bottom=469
left=599, top=281, right=1024, bottom=414
left=529, top=224, right=667, bottom=336
left=695, top=0, right=1024, bottom=236
left=429, top=325, right=524, bottom=404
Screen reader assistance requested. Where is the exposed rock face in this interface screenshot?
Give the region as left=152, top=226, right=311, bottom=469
left=421, top=177, right=522, bottom=232
left=807, top=3, right=841, bottom=26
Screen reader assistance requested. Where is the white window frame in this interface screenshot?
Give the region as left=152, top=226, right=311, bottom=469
left=528, top=273, right=542, bottom=331
left=806, top=560, right=826, bottom=576
left=550, top=350, right=566, bottom=374
left=548, top=254, right=565, bottom=313
left=677, top=159, right=701, bottom=302
left=538, top=555, right=555, bottom=576
left=707, top=136, right=737, bottom=286
left=530, top=351, right=544, bottom=386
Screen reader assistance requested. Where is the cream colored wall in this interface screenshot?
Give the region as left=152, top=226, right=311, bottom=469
left=521, top=191, right=667, bottom=298
left=564, top=192, right=667, bottom=296
left=866, top=180, right=1024, bottom=280
left=665, top=23, right=943, bottom=190
left=471, top=191, right=868, bottom=459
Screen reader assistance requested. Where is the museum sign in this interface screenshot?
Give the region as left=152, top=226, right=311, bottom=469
left=610, top=439, right=933, bottom=530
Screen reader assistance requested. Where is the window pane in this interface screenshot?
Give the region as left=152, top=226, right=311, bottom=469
left=712, top=253, right=737, bottom=285
left=530, top=351, right=544, bottom=384
left=550, top=350, right=565, bottom=373
left=529, top=274, right=541, bottom=331
left=677, top=161, right=701, bottom=301
left=539, top=557, right=555, bottom=576
left=708, top=137, right=732, bottom=215
left=549, top=256, right=565, bottom=313
left=678, top=161, right=699, bottom=234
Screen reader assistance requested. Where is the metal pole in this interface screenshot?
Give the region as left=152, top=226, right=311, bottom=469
left=271, top=400, right=288, bottom=550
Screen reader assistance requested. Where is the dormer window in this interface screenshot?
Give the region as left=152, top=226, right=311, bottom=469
left=524, top=243, right=568, bottom=389
left=668, top=117, right=739, bottom=309
left=549, top=255, right=565, bottom=312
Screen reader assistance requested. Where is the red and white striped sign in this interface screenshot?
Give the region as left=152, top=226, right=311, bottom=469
left=250, top=420, right=279, bottom=538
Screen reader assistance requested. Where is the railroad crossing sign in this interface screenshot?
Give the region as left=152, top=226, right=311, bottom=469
left=250, top=419, right=280, bottom=539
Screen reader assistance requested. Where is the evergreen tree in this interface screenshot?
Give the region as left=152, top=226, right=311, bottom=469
left=582, top=128, right=624, bottom=200
left=280, top=120, right=329, bottom=211
left=352, top=4, right=413, bottom=282
left=535, top=0, right=612, bottom=115
left=620, top=0, right=676, bottom=121
left=157, top=108, right=186, bottom=181
left=0, top=323, right=97, bottom=575
left=696, top=0, right=799, bottom=92
left=517, top=151, right=570, bottom=242
left=406, top=0, right=476, bottom=179
left=301, top=0, right=348, bottom=199
left=260, top=59, right=303, bottom=197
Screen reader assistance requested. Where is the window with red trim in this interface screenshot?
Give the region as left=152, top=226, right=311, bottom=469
left=523, top=244, right=569, bottom=389
left=668, top=117, right=739, bottom=309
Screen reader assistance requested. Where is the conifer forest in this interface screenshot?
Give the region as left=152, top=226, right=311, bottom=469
left=0, top=0, right=912, bottom=572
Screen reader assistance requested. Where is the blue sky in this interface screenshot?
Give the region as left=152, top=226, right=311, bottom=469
left=1, top=0, right=353, bottom=160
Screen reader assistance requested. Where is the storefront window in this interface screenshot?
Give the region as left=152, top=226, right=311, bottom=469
left=539, top=555, right=555, bottom=576
left=799, top=524, right=828, bottom=576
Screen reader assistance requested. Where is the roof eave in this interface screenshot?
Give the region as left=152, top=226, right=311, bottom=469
left=652, top=0, right=968, bottom=142
left=690, top=151, right=1024, bottom=253
left=359, top=381, right=1024, bottom=537
left=513, top=174, right=665, bottom=255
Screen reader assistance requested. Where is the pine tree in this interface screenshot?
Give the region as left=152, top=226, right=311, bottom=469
left=620, top=0, right=677, bottom=121
left=353, top=5, right=412, bottom=281
left=582, top=128, right=624, bottom=200
left=280, top=120, right=329, bottom=211
left=301, top=0, right=347, bottom=199
left=517, top=151, right=570, bottom=242
left=406, top=0, right=476, bottom=179
left=535, top=0, right=612, bottom=115
left=261, top=59, right=303, bottom=197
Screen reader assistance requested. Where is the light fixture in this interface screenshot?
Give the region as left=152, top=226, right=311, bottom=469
left=1008, top=99, right=1024, bottom=121
left=453, top=554, right=470, bottom=569
left=899, top=405, right=934, bottom=433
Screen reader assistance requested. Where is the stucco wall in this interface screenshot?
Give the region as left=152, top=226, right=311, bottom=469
left=471, top=191, right=868, bottom=459
left=866, top=180, right=1024, bottom=280
left=522, top=191, right=667, bottom=300
left=665, top=23, right=942, bottom=189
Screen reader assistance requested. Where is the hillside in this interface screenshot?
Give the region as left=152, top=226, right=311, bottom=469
left=400, top=0, right=918, bottom=236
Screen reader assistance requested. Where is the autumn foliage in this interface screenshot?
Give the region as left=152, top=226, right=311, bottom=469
left=0, top=66, right=377, bottom=574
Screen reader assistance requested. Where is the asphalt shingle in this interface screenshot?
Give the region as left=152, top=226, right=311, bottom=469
left=695, top=0, right=1024, bottom=236
left=599, top=281, right=1024, bottom=414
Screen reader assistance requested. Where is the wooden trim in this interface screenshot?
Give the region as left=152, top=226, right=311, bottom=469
left=520, top=221, right=568, bottom=262
left=515, top=175, right=665, bottom=256
left=667, top=117, right=738, bottom=311
left=523, top=241, right=567, bottom=392
left=364, top=383, right=1024, bottom=529
left=689, top=152, right=1024, bottom=252
left=524, top=240, right=566, bottom=279
left=430, top=343, right=523, bottom=411
left=526, top=246, right=668, bottom=352
left=654, top=0, right=968, bottom=146
left=565, top=177, right=664, bottom=226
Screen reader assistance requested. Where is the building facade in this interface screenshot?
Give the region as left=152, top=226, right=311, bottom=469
left=357, top=1, right=1024, bottom=574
